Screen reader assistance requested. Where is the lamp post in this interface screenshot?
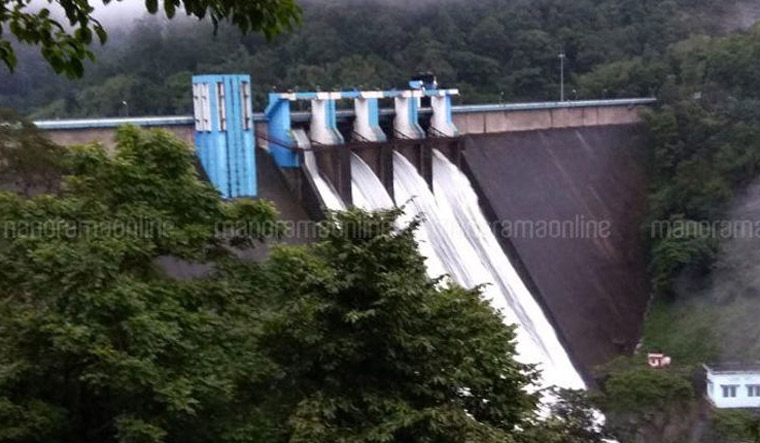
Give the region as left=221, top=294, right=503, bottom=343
left=559, top=52, right=566, bottom=102
left=122, top=100, right=129, bottom=117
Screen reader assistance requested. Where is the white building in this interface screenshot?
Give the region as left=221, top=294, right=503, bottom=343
left=705, top=364, right=760, bottom=409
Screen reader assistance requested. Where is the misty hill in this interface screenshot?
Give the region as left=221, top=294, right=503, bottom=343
left=0, top=0, right=741, bottom=118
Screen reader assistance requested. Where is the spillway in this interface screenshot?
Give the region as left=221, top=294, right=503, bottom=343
left=393, top=152, right=489, bottom=286
left=308, top=148, right=585, bottom=391
left=351, top=153, right=448, bottom=279
left=393, top=151, right=584, bottom=390
left=350, top=153, right=394, bottom=210
left=431, top=149, right=585, bottom=390
left=296, top=129, right=345, bottom=211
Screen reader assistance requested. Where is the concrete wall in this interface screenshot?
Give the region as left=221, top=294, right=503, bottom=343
left=452, top=105, right=645, bottom=136
left=39, top=122, right=270, bottom=149
left=41, top=125, right=195, bottom=148
left=462, top=125, right=651, bottom=376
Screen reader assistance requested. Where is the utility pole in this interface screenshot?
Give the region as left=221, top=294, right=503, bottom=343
left=559, top=52, right=566, bottom=102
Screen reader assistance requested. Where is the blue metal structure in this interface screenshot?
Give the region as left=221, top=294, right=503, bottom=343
left=192, top=74, right=256, bottom=198
left=264, top=92, right=299, bottom=168
left=264, top=88, right=460, bottom=167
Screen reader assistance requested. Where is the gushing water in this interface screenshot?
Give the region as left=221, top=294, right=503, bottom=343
left=350, top=153, right=394, bottom=210
left=431, top=149, right=585, bottom=390
left=393, top=152, right=487, bottom=286
left=311, top=148, right=585, bottom=391
left=393, top=152, right=584, bottom=390
left=351, top=153, right=447, bottom=279
left=295, top=129, right=345, bottom=211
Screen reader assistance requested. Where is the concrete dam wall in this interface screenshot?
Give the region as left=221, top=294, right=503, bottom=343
left=35, top=98, right=653, bottom=379
left=36, top=99, right=651, bottom=150
left=462, top=125, right=651, bottom=373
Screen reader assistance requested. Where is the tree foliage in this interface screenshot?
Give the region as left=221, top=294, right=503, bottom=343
left=623, top=27, right=760, bottom=296
left=592, top=361, right=696, bottom=442
left=0, top=109, right=65, bottom=195
left=0, top=0, right=301, bottom=78
left=521, top=388, right=611, bottom=443
left=255, top=208, right=540, bottom=442
left=0, top=126, right=278, bottom=442
left=712, top=410, right=760, bottom=443
left=591, top=24, right=760, bottom=441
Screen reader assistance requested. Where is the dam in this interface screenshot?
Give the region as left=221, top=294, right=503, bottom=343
left=34, top=75, right=654, bottom=385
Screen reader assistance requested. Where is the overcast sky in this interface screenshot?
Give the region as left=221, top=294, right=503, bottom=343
left=90, top=1, right=162, bottom=27
left=29, top=0, right=172, bottom=28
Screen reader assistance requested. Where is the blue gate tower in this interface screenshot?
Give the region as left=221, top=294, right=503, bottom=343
left=192, top=74, right=257, bottom=198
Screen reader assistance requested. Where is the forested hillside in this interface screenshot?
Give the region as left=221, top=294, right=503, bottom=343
left=582, top=21, right=760, bottom=443
left=0, top=0, right=738, bottom=118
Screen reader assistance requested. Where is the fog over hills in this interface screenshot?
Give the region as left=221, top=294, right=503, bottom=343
left=702, top=180, right=760, bottom=362
left=723, top=0, right=760, bottom=29
left=662, top=178, right=760, bottom=364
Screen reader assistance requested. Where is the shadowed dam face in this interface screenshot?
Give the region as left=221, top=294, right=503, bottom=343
left=462, top=125, right=650, bottom=374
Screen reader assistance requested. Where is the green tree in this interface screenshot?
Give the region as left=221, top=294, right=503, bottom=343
left=595, top=364, right=695, bottom=442
left=0, top=126, right=279, bottom=442
left=255, top=208, right=541, bottom=442
left=1, top=0, right=737, bottom=115
left=713, top=410, right=760, bottom=442
left=1, top=0, right=301, bottom=77
left=521, top=388, right=611, bottom=443
left=0, top=109, right=65, bottom=195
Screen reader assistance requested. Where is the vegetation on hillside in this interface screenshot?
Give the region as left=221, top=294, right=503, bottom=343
left=612, top=27, right=760, bottom=365
left=0, top=0, right=739, bottom=117
left=0, top=109, right=65, bottom=195
left=584, top=23, right=760, bottom=443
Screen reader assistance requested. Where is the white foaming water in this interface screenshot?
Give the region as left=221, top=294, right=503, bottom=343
left=350, top=153, right=394, bottom=210
left=295, top=129, right=345, bottom=211
left=431, top=149, right=585, bottom=390
left=312, top=147, right=584, bottom=391
left=394, top=152, right=488, bottom=285
left=351, top=153, right=448, bottom=279
left=393, top=152, right=572, bottom=389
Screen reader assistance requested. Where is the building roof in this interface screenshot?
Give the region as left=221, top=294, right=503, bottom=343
left=705, top=363, right=760, bottom=374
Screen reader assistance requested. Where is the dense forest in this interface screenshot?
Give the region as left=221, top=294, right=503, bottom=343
left=0, top=0, right=742, bottom=118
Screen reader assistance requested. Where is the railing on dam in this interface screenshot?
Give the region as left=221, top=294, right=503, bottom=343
left=33, top=98, right=656, bottom=130
left=450, top=97, right=656, bottom=113
left=34, top=115, right=197, bottom=130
